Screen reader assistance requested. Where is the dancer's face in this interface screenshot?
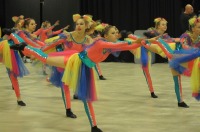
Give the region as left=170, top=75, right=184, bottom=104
left=46, top=23, right=51, bottom=28
left=157, top=20, right=167, bottom=32
left=104, top=27, right=118, bottom=42
left=26, top=20, right=37, bottom=33
left=75, top=19, right=86, bottom=33
left=192, top=22, right=200, bottom=35
left=46, top=23, right=52, bottom=34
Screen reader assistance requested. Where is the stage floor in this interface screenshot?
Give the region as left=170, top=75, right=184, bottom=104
left=0, top=62, right=199, bottom=132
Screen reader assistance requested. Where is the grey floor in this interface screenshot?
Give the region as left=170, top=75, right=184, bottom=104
left=0, top=62, right=199, bottom=132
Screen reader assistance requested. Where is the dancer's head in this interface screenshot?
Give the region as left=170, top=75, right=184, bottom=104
left=86, top=20, right=101, bottom=37
left=72, top=14, right=93, bottom=34
left=41, top=21, right=51, bottom=29
left=23, top=18, right=37, bottom=33
left=188, top=17, right=200, bottom=35
left=95, top=23, right=118, bottom=42
left=154, top=17, right=167, bottom=32
left=12, top=15, right=24, bottom=30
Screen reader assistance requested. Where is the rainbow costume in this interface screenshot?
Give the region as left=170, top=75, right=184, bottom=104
left=18, top=37, right=141, bottom=132
left=140, top=29, right=190, bottom=107
left=0, top=33, right=29, bottom=106
left=169, top=32, right=200, bottom=100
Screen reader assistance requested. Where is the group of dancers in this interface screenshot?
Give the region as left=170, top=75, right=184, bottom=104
left=0, top=13, right=200, bottom=132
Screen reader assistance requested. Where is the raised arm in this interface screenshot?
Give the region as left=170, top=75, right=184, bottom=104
left=18, top=31, right=42, bottom=48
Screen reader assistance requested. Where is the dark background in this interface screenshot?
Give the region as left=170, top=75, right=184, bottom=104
left=0, top=0, right=199, bottom=62
left=0, top=0, right=80, bottom=31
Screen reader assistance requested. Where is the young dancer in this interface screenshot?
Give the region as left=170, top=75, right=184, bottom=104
left=169, top=17, right=200, bottom=101
left=15, top=20, right=143, bottom=132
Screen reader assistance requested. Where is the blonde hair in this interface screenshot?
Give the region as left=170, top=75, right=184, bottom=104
left=188, top=17, right=200, bottom=32
left=154, top=17, right=167, bottom=29
left=95, top=24, right=114, bottom=37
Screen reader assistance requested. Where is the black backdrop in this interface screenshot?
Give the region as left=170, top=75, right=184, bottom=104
left=0, top=0, right=79, bottom=31
left=80, top=0, right=183, bottom=37
left=3, top=0, right=41, bottom=29
left=0, top=0, right=195, bottom=62
left=42, top=0, right=80, bottom=31
left=0, top=0, right=193, bottom=37
left=79, top=0, right=195, bottom=63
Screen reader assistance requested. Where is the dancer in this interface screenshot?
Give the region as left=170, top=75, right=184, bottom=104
left=169, top=17, right=200, bottom=101
left=86, top=19, right=106, bottom=80
left=1, top=30, right=29, bottom=106
left=38, top=20, right=69, bottom=76
left=15, top=20, right=143, bottom=132
left=1, top=15, right=29, bottom=106
left=17, top=17, right=78, bottom=116
left=140, top=17, right=193, bottom=107
left=12, top=15, right=24, bottom=30
left=49, top=14, right=94, bottom=117
left=131, top=18, right=170, bottom=98
left=12, top=15, right=32, bottom=62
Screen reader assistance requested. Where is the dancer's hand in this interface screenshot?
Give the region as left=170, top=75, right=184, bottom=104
left=134, top=38, right=144, bottom=44
left=148, top=35, right=160, bottom=43
left=174, top=38, right=180, bottom=43
left=163, top=33, right=168, bottom=36
left=54, top=20, right=60, bottom=26
left=141, top=40, right=149, bottom=46
left=126, top=34, right=144, bottom=44
left=63, top=25, right=70, bottom=31
left=30, top=34, right=37, bottom=39
left=128, top=34, right=137, bottom=40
